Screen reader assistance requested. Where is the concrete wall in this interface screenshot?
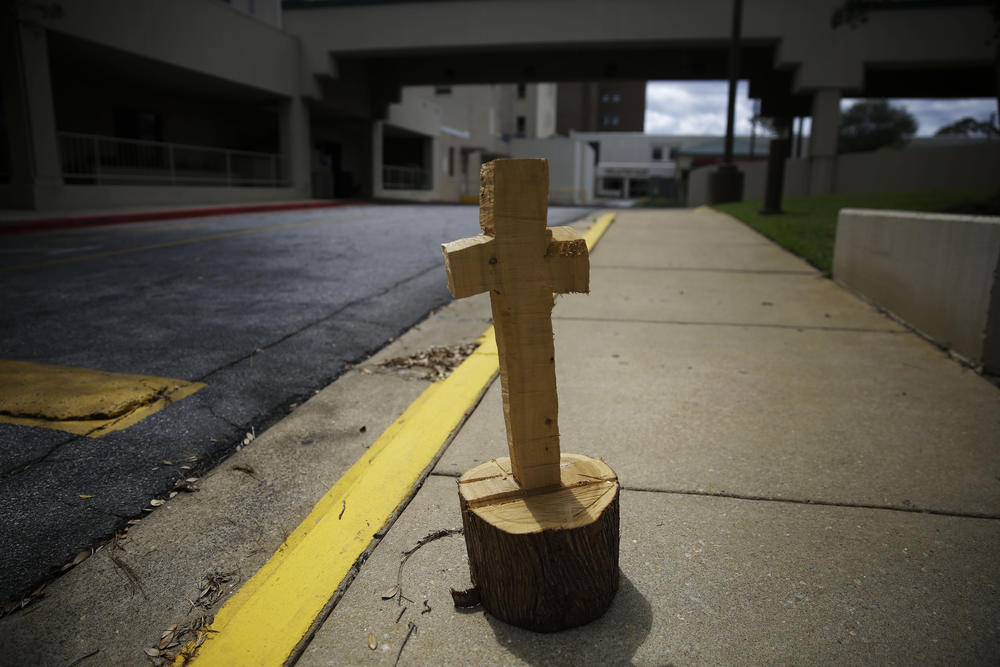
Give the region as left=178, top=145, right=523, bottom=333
left=39, top=0, right=299, bottom=97
left=692, top=142, right=1000, bottom=206
left=834, top=209, right=1000, bottom=372
left=287, top=0, right=991, bottom=94
left=835, top=143, right=1000, bottom=195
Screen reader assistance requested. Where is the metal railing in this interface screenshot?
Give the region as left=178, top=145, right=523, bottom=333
left=382, top=164, right=430, bottom=190
left=59, top=132, right=286, bottom=188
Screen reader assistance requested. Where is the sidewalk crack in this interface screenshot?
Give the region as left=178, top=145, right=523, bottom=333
left=621, top=486, right=1000, bottom=521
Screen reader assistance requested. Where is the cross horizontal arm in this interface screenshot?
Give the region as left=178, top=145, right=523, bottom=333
left=545, top=226, right=589, bottom=295
left=442, top=234, right=496, bottom=298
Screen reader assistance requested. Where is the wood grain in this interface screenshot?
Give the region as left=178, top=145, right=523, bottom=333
left=442, top=158, right=589, bottom=489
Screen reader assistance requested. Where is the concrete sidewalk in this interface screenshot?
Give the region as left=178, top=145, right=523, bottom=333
left=299, top=207, right=1000, bottom=664
left=1, top=207, right=997, bottom=665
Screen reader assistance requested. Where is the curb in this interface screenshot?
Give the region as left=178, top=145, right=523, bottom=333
left=0, top=200, right=366, bottom=236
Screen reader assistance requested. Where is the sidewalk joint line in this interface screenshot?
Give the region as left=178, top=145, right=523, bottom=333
left=552, top=316, right=907, bottom=334
left=592, top=265, right=817, bottom=275
left=622, top=486, right=1000, bottom=520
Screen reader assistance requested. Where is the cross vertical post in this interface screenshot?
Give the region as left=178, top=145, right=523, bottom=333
left=442, top=158, right=589, bottom=489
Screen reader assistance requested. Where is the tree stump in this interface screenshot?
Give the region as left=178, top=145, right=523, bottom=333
left=458, top=454, right=620, bottom=632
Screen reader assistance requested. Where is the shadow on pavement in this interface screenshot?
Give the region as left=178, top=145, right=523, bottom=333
left=485, top=573, right=653, bottom=665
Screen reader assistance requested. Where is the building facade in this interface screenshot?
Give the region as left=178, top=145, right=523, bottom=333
left=2, top=0, right=992, bottom=213
left=556, top=81, right=646, bottom=134
left=0, top=0, right=558, bottom=211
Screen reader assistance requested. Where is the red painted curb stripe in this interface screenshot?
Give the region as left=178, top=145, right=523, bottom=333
left=0, top=200, right=367, bottom=236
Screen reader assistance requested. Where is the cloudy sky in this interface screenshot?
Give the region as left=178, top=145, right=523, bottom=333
left=644, top=81, right=998, bottom=137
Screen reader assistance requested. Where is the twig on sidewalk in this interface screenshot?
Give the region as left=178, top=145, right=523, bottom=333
left=393, top=621, right=417, bottom=667
left=67, top=648, right=100, bottom=666
left=393, top=528, right=462, bottom=605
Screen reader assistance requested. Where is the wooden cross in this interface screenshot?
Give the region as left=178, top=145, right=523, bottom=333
left=442, top=158, right=589, bottom=489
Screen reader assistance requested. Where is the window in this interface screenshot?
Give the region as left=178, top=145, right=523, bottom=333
left=669, top=147, right=679, bottom=160
left=652, top=146, right=663, bottom=161
left=448, top=147, right=455, bottom=177
left=434, top=86, right=452, bottom=95
left=113, top=108, right=163, bottom=142
left=516, top=83, right=526, bottom=99
left=516, top=116, right=526, bottom=135
left=601, top=93, right=610, bottom=103
left=610, top=115, right=620, bottom=127
left=611, top=92, right=621, bottom=103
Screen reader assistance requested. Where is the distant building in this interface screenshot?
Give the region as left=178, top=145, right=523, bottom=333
left=556, top=82, right=646, bottom=135
left=374, top=82, right=557, bottom=203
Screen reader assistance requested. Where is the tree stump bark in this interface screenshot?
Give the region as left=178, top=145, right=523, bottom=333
left=458, top=453, right=620, bottom=632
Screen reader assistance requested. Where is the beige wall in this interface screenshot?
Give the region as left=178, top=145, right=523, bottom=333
left=835, top=143, right=1000, bottom=195
left=692, top=143, right=1000, bottom=206
left=509, top=137, right=594, bottom=205
left=834, top=209, right=1000, bottom=372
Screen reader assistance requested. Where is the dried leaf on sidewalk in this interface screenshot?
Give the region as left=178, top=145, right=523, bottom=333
left=381, top=585, right=400, bottom=600
left=173, top=477, right=199, bottom=493
left=377, top=342, right=479, bottom=381
left=195, top=569, right=238, bottom=610
left=147, top=614, right=215, bottom=666
left=61, top=549, right=92, bottom=572
left=367, top=632, right=378, bottom=650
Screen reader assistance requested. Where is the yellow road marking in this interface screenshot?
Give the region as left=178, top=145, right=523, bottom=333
left=185, top=212, right=615, bottom=666
left=1, top=215, right=362, bottom=273
left=0, top=360, right=204, bottom=437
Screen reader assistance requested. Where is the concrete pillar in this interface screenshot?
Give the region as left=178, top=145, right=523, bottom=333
left=371, top=120, right=384, bottom=196
left=0, top=20, right=62, bottom=209
left=808, top=89, right=841, bottom=195
left=279, top=95, right=312, bottom=199
left=622, top=176, right=630, bottom=199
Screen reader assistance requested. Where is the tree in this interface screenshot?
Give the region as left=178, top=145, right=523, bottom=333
left=935, top=115, right=1000, bottom=138
left=837, top=100, right=917, bottom=153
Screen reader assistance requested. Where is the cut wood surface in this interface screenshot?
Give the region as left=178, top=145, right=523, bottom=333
left=458, top=454, right=620, bottom=631
left=441, top=158, right=589, bottom=489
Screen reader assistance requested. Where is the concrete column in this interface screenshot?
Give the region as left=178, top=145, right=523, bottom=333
left=0, top=21, right=62, bottom=209
left=808, top=88, right=841, bottom=195
left=371, top=120, right=384, bottom=196
left=622, top=177, right=630, bottom=199
left=279, top=95, right=312, bottom=199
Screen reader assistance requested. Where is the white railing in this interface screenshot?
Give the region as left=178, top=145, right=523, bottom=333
left=59, top=132, right=286, bottom=188
left=382, top=165, right=430, bottom=190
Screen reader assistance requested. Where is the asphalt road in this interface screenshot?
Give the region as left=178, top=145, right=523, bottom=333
left=0, top=203, right=595, bottom=603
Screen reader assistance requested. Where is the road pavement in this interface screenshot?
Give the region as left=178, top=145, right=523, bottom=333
left=0, top=203, right=594, bottom=603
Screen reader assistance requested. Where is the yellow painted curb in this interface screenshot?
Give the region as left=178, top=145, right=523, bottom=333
left=0, top=360, right=204, bottom=437
left=582, top=212, right=615, bottom=252
left=184, top=212, right=615, bottom=666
